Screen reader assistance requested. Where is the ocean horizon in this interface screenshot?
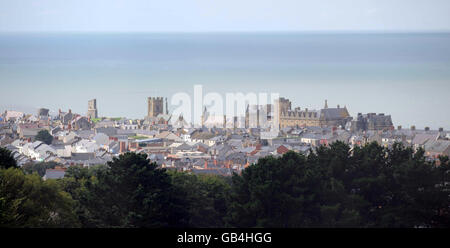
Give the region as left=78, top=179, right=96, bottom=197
left=1, top=32, right=449, bottom=129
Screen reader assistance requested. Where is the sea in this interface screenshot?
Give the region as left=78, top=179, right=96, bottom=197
left=0, top=32, right=449, bottom=129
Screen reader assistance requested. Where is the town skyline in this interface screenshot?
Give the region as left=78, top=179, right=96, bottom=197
left=1, top=92, right=447, bottom=131
left=2, top=92, right=449, bottom=175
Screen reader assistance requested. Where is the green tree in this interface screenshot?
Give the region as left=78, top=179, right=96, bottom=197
left=35, top=129, right=53, bottom=145
left=226, top=142, right=450, bottom=228
left=80, top=153, right=187, bottom=227
left=169, top=170, right=230, bottom=227
left=0, top=168, right=79, bottom=227
left=57, top=164, right=107, bottom=227
left=0, top=147, right=18, bottom=169
left=227, top=152, right=325, bottom=227
left=22, top=161, right=59, bottom=177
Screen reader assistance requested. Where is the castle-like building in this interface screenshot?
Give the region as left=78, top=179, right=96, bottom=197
left=244, top=98, right=352, bottom=129
left=147, top=97, right=168, bottom=118
left=350, top=113, right=394, bottom=132
left=278, top=99, right=352, bottom=128
left=87, top=99, right=98, bottom=119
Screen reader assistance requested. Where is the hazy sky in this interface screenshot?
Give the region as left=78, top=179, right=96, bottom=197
left=1, top=0, right=450, bottom=32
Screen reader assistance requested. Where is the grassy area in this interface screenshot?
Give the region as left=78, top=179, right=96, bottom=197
left=91, top=118, right=103, bottom=123
left=109, top=117, right=123, bottom=121
left=92, top=117, right=124, bottom=123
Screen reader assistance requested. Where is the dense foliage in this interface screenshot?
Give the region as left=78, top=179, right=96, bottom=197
left=169, top=170, right=231, bottom=227
left=227, top=142, right=450, bottom=227
left=0, top=147, right=18, bottom=170
left=22, top=161, right=59, bottom=177
left=35, top=129, right=53, bottom=145
left=0, top=142, right=449, bottom=228
left=0, top=168, right=79, bottom=227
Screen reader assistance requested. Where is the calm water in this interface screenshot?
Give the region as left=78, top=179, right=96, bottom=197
left=0, top=32, right=449, bottom=128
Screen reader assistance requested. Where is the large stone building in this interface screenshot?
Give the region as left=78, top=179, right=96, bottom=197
left=280, top=107, right=321, bottom=128
left=87, top=99, right=98, bottom=119
left=277, top=97, right=291, bottom=117
left=244, top=99, right=352, bottom=129
left=278, top=99, right=352, bottom=128
left=350, top=113, right=394, bottom=132
left=148, top=97, right=167, bottom=118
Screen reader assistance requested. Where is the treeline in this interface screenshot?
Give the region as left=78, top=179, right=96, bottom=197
left=0, top=142, right=449, bottom=228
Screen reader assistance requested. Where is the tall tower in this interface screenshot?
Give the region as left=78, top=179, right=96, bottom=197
left=148, top=97, right=164, bottom=118
left=87, top=99, right=98, bottom=119
left=201, top=107, right=208, bottom=128
left=275, top=97, right=292, bottom=129
left=277, top=97, right=291, bottom=114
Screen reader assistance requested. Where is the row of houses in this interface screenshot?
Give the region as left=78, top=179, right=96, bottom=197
left=2, top=108, right=450, bottom=180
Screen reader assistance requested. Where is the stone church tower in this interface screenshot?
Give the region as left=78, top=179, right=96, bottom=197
left=87, top=99, right=98, bottom=119
left=148, top=97, right=165, bottom=118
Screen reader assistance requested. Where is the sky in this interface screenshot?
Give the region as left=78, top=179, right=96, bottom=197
left=0, top=0, right=450, bottom=32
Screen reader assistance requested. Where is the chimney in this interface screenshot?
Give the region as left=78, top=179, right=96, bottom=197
left=204, top=160, right=208, bottom=169
left=397, top=125, right=402, bottom=130
left=59, top=109, right=62, bottom=115
left=337, top=104, right=340, bottom=109
left=69, top=109, right=72, bottom=114
left=425, top=127, right=430, bottom=131
left=439, top=127, right=444, bottom=132
left=119, top=141, right=126, bottom=153
left=411, top=125, right=416, bottom=131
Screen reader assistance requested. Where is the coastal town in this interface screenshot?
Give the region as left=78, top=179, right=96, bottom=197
left=1, top=97, right=449, bottom=180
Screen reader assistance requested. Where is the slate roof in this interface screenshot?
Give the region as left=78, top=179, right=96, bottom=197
left=320, top=108, right=350, bottom=120
left=116, top=129, right=138, bottom=136
left=425, top=140, right=450, bottom=153
left=412, top=133, right=439, bottom=145
left=191, top=168, right=233, bottom=176
left=76, top=130, right=95, bottom=139
left=43, top=169, right=66, bottom=180
left=71, top=152, right=96, bottom=161
left=175, top=143, right=193, bottom=151
left=95, top=127, right=117, bottom=136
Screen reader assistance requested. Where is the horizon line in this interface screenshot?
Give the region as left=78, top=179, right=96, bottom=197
left=1, top=30, right=450, bottom=35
